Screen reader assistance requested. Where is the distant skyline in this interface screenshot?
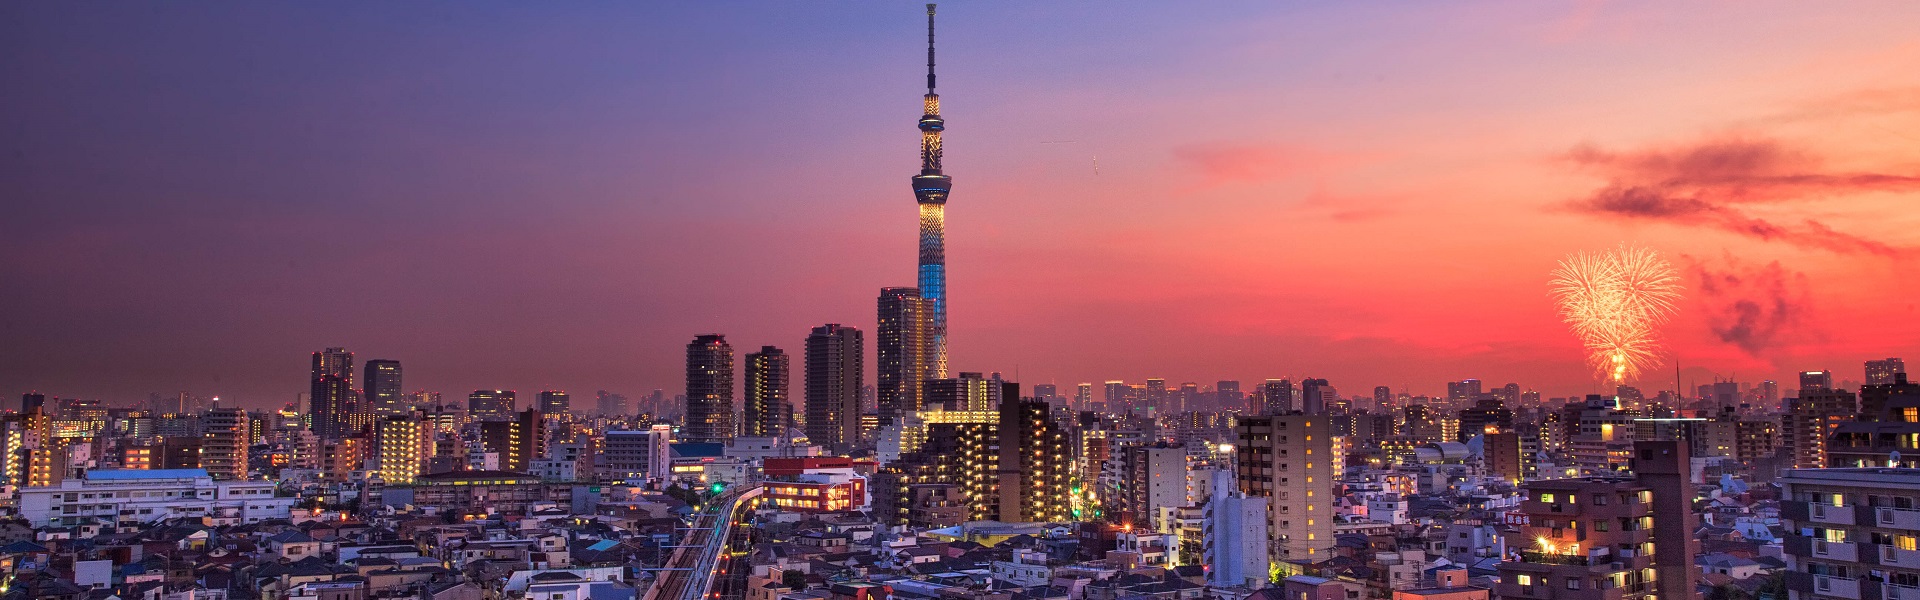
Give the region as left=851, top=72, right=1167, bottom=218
left=5, top=2, right=1919, bottom=409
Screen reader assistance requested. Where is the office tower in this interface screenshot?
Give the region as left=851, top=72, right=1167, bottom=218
left=1144, top=378, right=1168, bottom=415
left=1496, top=382, right=1521, bottom=404
left=467, top=390, right=516, bottom=418
left=1458, top=397, right=1515, bottom=441
left=927, top=372, right=996, bottom=412
left=363, top=359, right=403, bottom=416
left=648, top=424, right=674, bottom=481
left=201, top=407, right=250, bottom=481
left=373, top=415, right=430, bottom=484
left=1076, top=383, right=1093, bottom=411
left=743, top=346, right=791, bottom=438
left=1496, top=440, right=1699, bottom=600
left=1868, top=358, right=1908, bottom=386
left=1785, top=388, right=1858, bottom=468
left=1801, top=370, right=1834, bottom=392
left=479, top=408, right=544, bottom=473
left=1300, top=378, right=1330, bottom=414
left=1120, top=443, right=1188, bottom=526
left=1235, top=414, right=1337, bottom=562
left=877, top=287, right=928, bottom=425
left=595, top=390, right=630, bottom=417
left=1034, top=384, right=1059, bottom=401
left=1262, top=379, right=1294, bottom=415
left=537, top=390, right=570, bottom=415
left=911, top=5, right=953, bottom=380
left=684, top=334, right=735, bottom=443
left=1373, top=386, right=1392, bottom=412
left=1217, top=381, right=1242, bottom=412
left=1177, top=382, right=1199, bottom=413
left=804, top=324, right=864, bottom=451
left=1101, top=381, right=1127, bottom=413
left=20, top=393, right=44, bottom=413
left=1445, top=379, right=1482, bottom=404
left=309, top=347, right=354, bottom=439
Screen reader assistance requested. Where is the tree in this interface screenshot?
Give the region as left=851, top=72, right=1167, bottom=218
left=782, top=569, right=807, bottom=590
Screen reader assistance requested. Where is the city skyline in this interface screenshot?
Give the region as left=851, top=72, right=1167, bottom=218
left=7, top=3, right=1920, bottom=407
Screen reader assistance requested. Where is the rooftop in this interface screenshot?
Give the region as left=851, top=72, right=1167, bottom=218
left=83, top=469, right=210, bottom=481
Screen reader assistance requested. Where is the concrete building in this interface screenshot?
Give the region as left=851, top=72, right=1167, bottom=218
left=1777, top=468, right=1920, bottom=600
left=1203, top=469, right=1269, bottom=590
left=18, top=468, right=293, bottom=528
left=1495, top=440, right=1698, bottom=600
left=1235, top=414, right=1337, bottom=563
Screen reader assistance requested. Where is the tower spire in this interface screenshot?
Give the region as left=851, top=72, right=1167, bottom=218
left=927, top=4, right=937, bottom=93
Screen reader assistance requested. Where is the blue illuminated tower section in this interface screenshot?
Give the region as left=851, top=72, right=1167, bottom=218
left=913, top=3, right=952, bottom=378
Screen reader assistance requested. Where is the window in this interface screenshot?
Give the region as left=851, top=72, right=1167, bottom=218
left=1517, top=575, right=1533, bottom=586
left=1540, top=493, right=1556, bottom=503
left=1593, top=495, right=1608, bottom=505
left=1594, top=520, right=1609, bottom=532
left=1567, top=578, right=1582, bottom=590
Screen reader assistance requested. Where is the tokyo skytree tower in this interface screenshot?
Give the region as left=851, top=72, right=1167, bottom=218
left=911, top=4, right=953, bottom=378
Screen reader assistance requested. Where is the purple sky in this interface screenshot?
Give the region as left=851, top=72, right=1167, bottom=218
left=6, top=3, right=1919, bottom=409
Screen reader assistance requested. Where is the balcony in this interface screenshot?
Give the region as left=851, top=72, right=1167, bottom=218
left=1813, top=539, right=1862, bottom=562
left=1886, top=583, right=1920, bottom=600
left=1809, top=503, right=1858, bottom=526
left=1880, top=545, right=1920, bottom=568
left=1813, top=575, right=1863, bottom=600
left=1876, top=507, right=1920, bottom=531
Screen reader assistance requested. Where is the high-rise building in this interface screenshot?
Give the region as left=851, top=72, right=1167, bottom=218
left=928, top=372, right=998, bottom=412
left=1868, top=358, right=1907, bottom=386
left=1120, top=443, right=1188, bottom=527
left=1495, top=440, right=1699, bottom=600
left=1217, top=381, right=1242, bottom=412
left=1262, top=379, right=1293, bottom=415
left=1300, top=378, right=1330, bottom=415
left=1035, top=384, right=1060, bottom=402
left=1176, top=382, right=1199, bottom=414
left=1829, top=373, right=1920, bottom=468
left=596, top=390, right=630, bottom=417
left=877, top=287, right=928, bottom=425
left=373, top=415, right=431, bottom=484
left=201, top=407, right=250, bottom=481
left=467, top=390, right=516, bottom=419
left=1373, top=386, right=1393, bottom=412
left=601, top=430, right=654, bottom=482
left=805, top=324, right=864, bottom=452
left=1786, top=388, right=1858, bottom=469
left=1144, top=378, right=1168, bottom=415
left=685, top=334, right=735, bottom=443
left=309, top=347, right=354, bottom=439
left=536, top=390, right=570, bottom=415
left=1458, top=397, right=1515, bottom=441
left=364, top=359, right=403, bottom=416
left=743, top=346, right=792, bottom=438
left=1801, top=370, right=1834, bottom=393
left=478, top=408, right=543, bottom=473
left=1235, top=414, right=1337, bottom=562
left=21, top=393, right=45, bottom=413
left=1446, top=379, right=1482, bottom=404
left=911, top=5, right=953, bottom=381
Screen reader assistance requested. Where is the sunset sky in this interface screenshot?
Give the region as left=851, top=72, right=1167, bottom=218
left=5, top=2, right=1919, bottom=408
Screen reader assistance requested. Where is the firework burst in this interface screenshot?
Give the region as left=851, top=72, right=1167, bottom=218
left=1549, top=244, right=1682, bottom=384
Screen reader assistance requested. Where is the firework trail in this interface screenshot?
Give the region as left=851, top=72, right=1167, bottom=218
left=1549, top=244, right=1682, bottom=384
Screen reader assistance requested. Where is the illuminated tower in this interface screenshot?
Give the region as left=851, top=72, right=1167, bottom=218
left=912, top=4, right=953, bottom=378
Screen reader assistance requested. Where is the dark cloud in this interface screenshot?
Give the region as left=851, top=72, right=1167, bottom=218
left=1685, top=255, right=1815, bottom=356
left=1562, top=136, right=1918, bottom=256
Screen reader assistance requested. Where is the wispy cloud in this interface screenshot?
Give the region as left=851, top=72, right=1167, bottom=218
left=1562, top=135, right=1919, bottom=256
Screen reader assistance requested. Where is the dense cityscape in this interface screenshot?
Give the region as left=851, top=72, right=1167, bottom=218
left=5, top=6, right=1918, bottom=600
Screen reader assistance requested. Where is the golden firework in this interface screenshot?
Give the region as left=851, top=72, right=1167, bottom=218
left=1549, top=244, right=1682, bottom=384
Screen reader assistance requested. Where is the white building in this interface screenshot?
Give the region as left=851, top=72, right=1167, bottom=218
left=18, top=468, right=293, bottom=528
left=1203, top=469, right=1269, bottom=589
